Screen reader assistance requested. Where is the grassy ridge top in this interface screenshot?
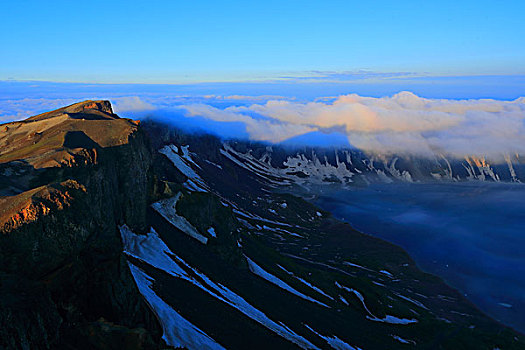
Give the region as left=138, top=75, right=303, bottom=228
left=0, top=100, right=138, bottom=168
left=0, top=101, right=139, bottom=231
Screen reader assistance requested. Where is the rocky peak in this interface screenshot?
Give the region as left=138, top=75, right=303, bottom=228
left=73, top=100, right=114, bottom=114
left=0, top=100, right=138, bottom=170
left=27, top=100, right=116, bottom=122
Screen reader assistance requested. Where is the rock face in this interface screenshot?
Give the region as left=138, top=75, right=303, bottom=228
left=0, top=101, right=163, bottom=349
left=217, top=142, right=525, bottom=186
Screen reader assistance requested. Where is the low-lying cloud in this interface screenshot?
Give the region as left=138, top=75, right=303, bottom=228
left=1, top=89, right=524, bottom=158
left=175, top=91, right=525, bottom=157
left=112, top=96, right=156, bottom=113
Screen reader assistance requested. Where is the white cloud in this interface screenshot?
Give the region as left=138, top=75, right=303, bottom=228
left=178, top=91, right=525, bottom=157
left=183, top=103, right=315, bottom=143
left=2, top=92, right=524, bottom=158
left=0, top=98, right=78, bottom=122
left=112, top=96, right=155, bottom=112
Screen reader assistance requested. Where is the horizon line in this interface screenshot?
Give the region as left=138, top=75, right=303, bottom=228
left=3, top=72, right=525, bottom=86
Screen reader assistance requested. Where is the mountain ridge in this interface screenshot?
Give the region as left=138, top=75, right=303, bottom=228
left=0, top=101, right=164, bottom=349
left=0, top=101, right=523, bottom=349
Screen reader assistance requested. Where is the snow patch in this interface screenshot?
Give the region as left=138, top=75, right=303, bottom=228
left=120, top=225, right=318, bottom=350
left=343, top=261, right=374, bottom=273
left=159, top=145, right=208, bottom=192
left=391, top=334, right=416, bottom=345
left=127, top=263, right=225, bottom=349
left=379, top=270, right=393, bottom=278
left=335, top=281, right=418, bottom=325
left=262, top=225, right=304, bottom=238
left=151, top=193, right=208, bottom=244
left=335, top=282, right=374, bottom=316
left=394, top=293, right=429, bottom=310
left=232, top=208, right=293, bottom=227
left=304, top=324, right=361, bottom=350
left=498, top=302, right=512, bottom=308
left=220, top=145, right=292, bottom=186
left=180, top=145, right=201, bottom=169
left=278, top=265, right=334, bottom=301
left=246, top=257, right=329, bottom=308
left=339, top=295, right=349, bottom=306
left=366, top=315, right=418, bottom=325
left=207, top=227, right=217, bottom=238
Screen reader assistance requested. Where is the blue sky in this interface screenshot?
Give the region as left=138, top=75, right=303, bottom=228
left=1, top=0, right=525, bottom=83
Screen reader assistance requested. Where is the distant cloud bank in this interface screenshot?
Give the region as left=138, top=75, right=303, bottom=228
left=175, top=92, right=525, bottom=157
left=1, top=84, right=524, bottom=158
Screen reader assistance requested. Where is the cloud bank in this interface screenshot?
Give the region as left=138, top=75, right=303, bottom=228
left=175, top=91, right=525, bottom=158
left=1, top=87, right=524, bottom=158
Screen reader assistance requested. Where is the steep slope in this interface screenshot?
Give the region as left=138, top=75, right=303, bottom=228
left=216, top=142, right=524, bottom=186
left=0, top=101, right=164, bottom=349
left=133, top=120, right=525, bottom=349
